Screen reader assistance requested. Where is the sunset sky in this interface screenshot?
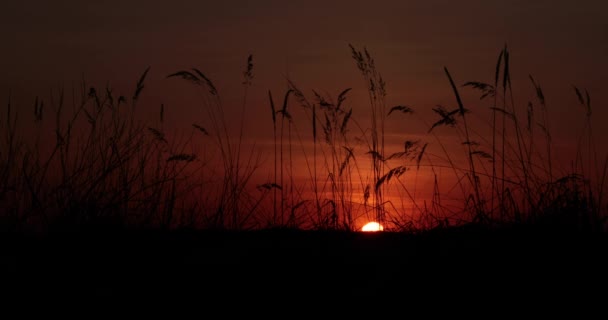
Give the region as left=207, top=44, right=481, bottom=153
left=2, top=0, right=607, bottom=226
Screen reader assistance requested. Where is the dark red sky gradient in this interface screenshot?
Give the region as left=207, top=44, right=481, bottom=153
left=2, top=0, right=607, bottom=130
left=2, top=0, right=607, bottom=224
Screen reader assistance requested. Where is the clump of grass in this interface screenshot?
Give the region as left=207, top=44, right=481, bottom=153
left=168, top=55, right=270, bottom=230
left=456, top=46, right=607, bottom=231
left=349, top=44, right=389, bottom=226
left=0, top=67, right=210, bottom=232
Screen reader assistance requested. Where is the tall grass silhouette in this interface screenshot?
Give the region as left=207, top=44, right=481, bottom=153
left=1, top=45, right=606, bottom=233
left=1, top=70, right=206, bottom=231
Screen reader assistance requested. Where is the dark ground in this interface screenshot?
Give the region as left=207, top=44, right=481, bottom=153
left=2, top=224, right=607, bottom=314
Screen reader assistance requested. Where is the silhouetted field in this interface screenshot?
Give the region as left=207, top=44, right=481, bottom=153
left=3, top=225, right=606, bottom=312
left=2, top=45, right=607, bottom=313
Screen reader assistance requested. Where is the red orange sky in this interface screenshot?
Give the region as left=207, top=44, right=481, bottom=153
left=1, top=0, right=607, bottom=227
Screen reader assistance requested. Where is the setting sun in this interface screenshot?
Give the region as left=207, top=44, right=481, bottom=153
left=361, top=221, right=384, bottom=232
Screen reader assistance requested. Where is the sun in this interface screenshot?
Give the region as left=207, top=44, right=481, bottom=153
left=361, top=221, right=384, bottom=232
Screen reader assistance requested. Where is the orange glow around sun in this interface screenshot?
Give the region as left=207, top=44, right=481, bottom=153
left=361, top=221, right=384, bottom=232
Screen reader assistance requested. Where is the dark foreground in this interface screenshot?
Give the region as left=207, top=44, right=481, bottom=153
left=2, top=224, right=607, bottom=313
